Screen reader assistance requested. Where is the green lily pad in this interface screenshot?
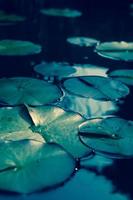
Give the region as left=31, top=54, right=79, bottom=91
left=79, top=117, right=133, bottom=158
left=0, top=10, right=26, bottom=25
left=108, top=69, right=133, bottom=86
left=0, top=77, right=62, bottom=106
left=0, top=40, right=42, bottom=56
left=40, top=8, right=82, bottom=18
left=95, top=41, right=133, bottom=61
left=67, top=37, right=99, bottom=47
left=26, top=105, right=90, bottom=158
left=62, top=76, right=129, bottom=101
left=0, top=140, right=75, bottom=193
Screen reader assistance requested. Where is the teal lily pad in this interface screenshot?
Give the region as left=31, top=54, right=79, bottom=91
left=62, top=76, right=129, bottom=101
left=40, top=8, right=82, bottom=18
left=95, top=41, right=133, bottom=61
left=26, top=105, right=91, bottom=158
left=0, top=40, right=42, bottom=56
left=0, top=140, right=75, bottom=193
left=67, top=37, right=99, bottom=47
left=108, top=69, right=133, bottom=86
left=79, top=117, right=133, bottom=158
left=0, top=77, right=62, bottom=106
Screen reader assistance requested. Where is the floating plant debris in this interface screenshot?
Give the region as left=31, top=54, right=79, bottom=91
left=40, top=8, right=82, bottom=18
left=0, top=140, right=75, bottom=193
left=67, top=37, right=99, bottom=47
left=108, top=69, right=133, bottom=86
left=62, top=76, right=129, bottom=101
left=56, top=92, right=118, bottom=119
left=26, top=105, right=91, bottom=158
left=0, top=10, right=26, bottom=25
left=0, top=77, right=62, bottom=106
left=34, top=61, right=76, bottom=80
left=0, top=40, right=42, bottom=56
left=79, top=117, right=133, bottom=158
left=95, top=41, right=133, bottom=61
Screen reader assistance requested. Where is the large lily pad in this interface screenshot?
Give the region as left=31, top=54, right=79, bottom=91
left=40, top=8, right=82, bottom=18
left=108, top=69, right=133, bottom=86
left=0, top=40, right=42, bottom=56
left=79, top=117, right=133, bottom=158
left=26, top=105, right=91, bottom=158
left=95, top=41, right=133, bottom=61
left=0, top=10, right=26, bottom=25
left=0, top=77, right=62, bottom=106
left=67, top=37, right=99, bottom=47
left=62, top=76, right=129, bottom=101
left=0, top=140, right=75, bottom=193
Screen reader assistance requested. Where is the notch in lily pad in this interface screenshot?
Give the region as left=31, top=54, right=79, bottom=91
left=95, top=41, right=133, bottom=61
left=0, top=77, right=62, bottom=106
left=0, top=139, right=75, bottom=193
left=79, top=117, right=133, bottom=158
left=0, top=40, right=42, bottom=56
left=62, top=76, right=129, bottom=101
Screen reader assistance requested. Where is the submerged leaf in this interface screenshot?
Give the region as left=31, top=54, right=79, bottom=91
left=108, top=69, right=133, bottom=86
left=95, top=41, right=133, bottom=61
left=0, top=140, right=75, bottom=193
left=0, top=77, right=62, bottom=106
left=40, top=8, right=82, bottom=18
left=26, top=105, right=90, bottom=158
left=62, top=76, right=129, bottom=101
left=0, top=40, right=42, bottom=56
left=79, top=117, right=133, bottom=158
left=67, top=37, right=99, bottom=47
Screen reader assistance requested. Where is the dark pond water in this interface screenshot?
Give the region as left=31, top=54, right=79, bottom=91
left=0, top=0, right=133, bottom=200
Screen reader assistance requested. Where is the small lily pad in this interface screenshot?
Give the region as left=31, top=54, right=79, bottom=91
left=26, top=105, right=91, bottom=158
left=79, top=117, right=133, bottom=158
left=0, top=77, right=62, bottom=106
left=0, top=140, right=75, bottom=193
left=67, top=37, right=99, bottom=47
left=0, top=40, right=42, bottom=56
left=62, top=76, right=129, bottom=101
left=95, top=41, right=133, bottom=61
left=40, top=8, right=82, bottom=18
left=108, top=69, right=133, bottom=86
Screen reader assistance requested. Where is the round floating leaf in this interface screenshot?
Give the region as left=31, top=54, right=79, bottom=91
left=0, top=77, right=62, bottom=106
left=0, top=106, right=33, bottom=133
left=0, top=40, right=42, bottom=56
left=95, top=41, right=133, bottom=61
left=56, top=92, right=118, bottom=119
left=0, top=10, right=26, bottom=25
left=34, top=61, right=76, bottom=79
left=67, top=37, right=99, bottom=47
left=40, top=8, right=82, bottom=18
left=108, top=69, right=133, bottom=86
left=79, top=117, right=133, bottom=158
left=26, top=105, right=90, bottom=158
left=62, top=76, right=129, bottom=101
left=0, top=140, right=75, bottom=193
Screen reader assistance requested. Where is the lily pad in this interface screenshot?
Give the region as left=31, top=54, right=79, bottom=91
left=34, top=61, right=76, bottom=80
left=0, top=140, right=75, bottom=193
left=62, top=76, right=129, bottom=101
left=67, top=37, right=99, bottom=47
left=40, top=8, right=82, bottom=18
left=26, top=105, right=91, bottom=158
left=0, top=77, right=62, bottom=106
left=0, top=10, right=26, bottom=25
left=0, top=40, right=42, bottom=56
left=108, top=69, right=133, bottom=86
left=79, top=117, right=133, bottom=158
left=95, top=41, right=133, bottom=61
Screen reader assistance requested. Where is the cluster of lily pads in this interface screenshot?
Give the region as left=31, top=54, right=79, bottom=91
left=0, top=5, right=133, bottom=196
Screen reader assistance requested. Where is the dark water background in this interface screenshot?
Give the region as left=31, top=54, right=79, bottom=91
left=0, top=0, right=133, bottom=200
